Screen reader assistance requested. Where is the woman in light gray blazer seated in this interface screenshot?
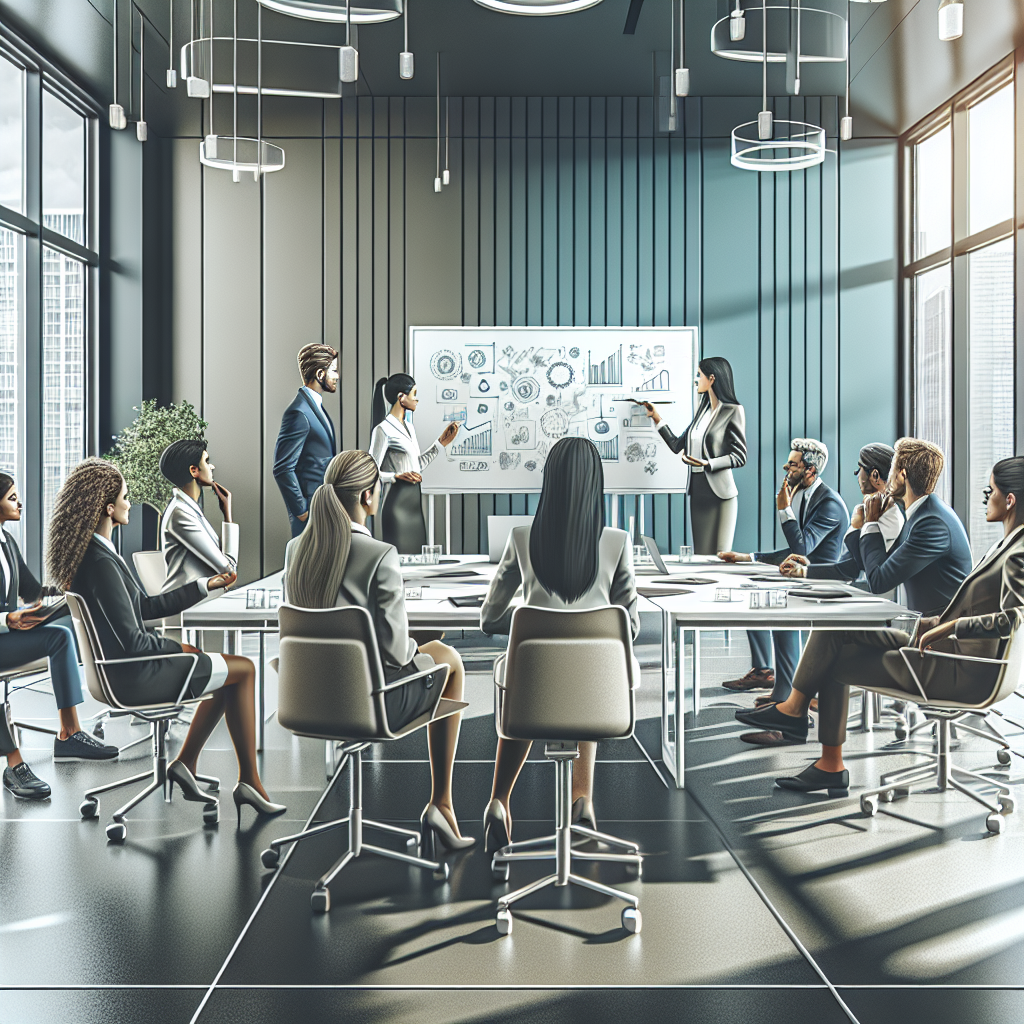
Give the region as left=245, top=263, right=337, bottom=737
left=284, top=451, right=474, bottom=855
left=480, top=436, right=640, bottom=850
left=645, top=355, right=746, bottom=554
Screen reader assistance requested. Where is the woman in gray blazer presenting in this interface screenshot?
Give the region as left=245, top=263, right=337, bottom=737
left=645, top=356, right=746, bottom=554
left=480, top=437, right=640, bottom=849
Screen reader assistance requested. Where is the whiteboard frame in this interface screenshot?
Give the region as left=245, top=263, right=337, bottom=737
left=408, top=325, right=700, bottom=495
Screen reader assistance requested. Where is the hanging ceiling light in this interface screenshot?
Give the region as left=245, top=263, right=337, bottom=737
left=675, top=0, right=689, bottom=97
left=167, top=0, right=178, bottom=86
left=399, top=0, right=413, bottom=78
left=187, top=0, right=211, bottom=97
left=840, top=0, right=852, bottom=140
left=937, top=0, right=963, bottom=40
left=711, top=4, right=844, bottom=63
left=434, top=53, right=442, bottom=192
left=135, top=5, right=148, bottom=141
left=730, top=0, right=745, bottom=40
left=110, top=0, right=127, bottom=128
left=472, top=0, right=604, bottom=14
left=339, top=0, right=359, bottom=82
left=257, top=0, right=400, bottom=23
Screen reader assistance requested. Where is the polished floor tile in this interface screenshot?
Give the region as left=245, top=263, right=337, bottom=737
left=0, top=988, right=203, bottom=1024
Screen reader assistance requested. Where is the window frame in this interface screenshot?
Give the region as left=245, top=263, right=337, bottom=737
left=902, top=53, right=1020, bottom=532
left=0, top=30, right=99, bottom=570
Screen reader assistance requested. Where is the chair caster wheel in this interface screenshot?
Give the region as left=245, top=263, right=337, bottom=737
left=986, top=813, right=1005, bottom=834
left=860, top=794, right=879, bottom=817
left=432, top=861, right=450, bottom=882
left=999, top=796, right=1015, bottom=814
left=311, top=888, right=330, bottom=913
left=261, top=848, right=280, bottom=869
left=997, top=749, right=1012, bottom=766
left=894, top=727, right=907, bottom=741
left=202, top=805, right=219, bottom=825
left=80, top=798, right=99, bottom=819
left=106, top=822, right=127, bottom=842
left=491, top=860, right=510, bottom=882
left=496, top=909, right=513, bottom=935
left=622, top=907, right=642, bottom=934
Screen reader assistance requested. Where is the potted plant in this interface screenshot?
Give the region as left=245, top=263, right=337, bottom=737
left=105, top=399, right=209, bottom=518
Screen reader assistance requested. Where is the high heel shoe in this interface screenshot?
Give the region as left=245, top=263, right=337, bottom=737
left=168, top=761, right=216, bottom=805
left=420, top=804, right=476, bottom=858
left=482, top=798, right=511, bottom=852
left=232, top=782, right=287, bottom=826
left=570, top=797, right=597, bottom=831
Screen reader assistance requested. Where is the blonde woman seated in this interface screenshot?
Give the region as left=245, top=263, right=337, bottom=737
left=479, top=436, right=640, bottom=850
left=284, top=451, right=473, bottom=854
left=49, top=459, right=283, bottom=822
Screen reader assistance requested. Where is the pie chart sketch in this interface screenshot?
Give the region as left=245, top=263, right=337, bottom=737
left=431, top=350, right=462, bottom=380
left=540, top=407, right=570, bottom=439
left=546, top=361, right=574, bottom=389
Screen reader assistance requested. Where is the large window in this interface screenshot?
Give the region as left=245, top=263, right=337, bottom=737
left=0, top=43, right=96, bottom=569
left=905, top=61, right=1017, bottom=558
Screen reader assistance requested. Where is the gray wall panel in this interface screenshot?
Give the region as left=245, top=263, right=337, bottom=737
left=170, top=140, right=203, bottom=411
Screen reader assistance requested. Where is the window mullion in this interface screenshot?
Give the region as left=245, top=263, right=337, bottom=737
left=950, top=99, right=970, bottom=524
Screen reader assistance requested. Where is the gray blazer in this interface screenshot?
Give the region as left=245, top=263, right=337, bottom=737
left=480, top=525, right=640, bottom=639
left=160, top=489, right=239, bottom=593
left=658, top=402, right=747, bottom=500
left=284, top=527, right=417, bottom=673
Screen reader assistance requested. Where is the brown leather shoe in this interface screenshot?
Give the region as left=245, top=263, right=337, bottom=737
left=722, top=667, right=775, bottom=692
left=740, top=730, right=805, bottom=746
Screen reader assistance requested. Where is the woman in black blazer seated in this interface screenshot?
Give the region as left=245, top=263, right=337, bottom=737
left=48, top=459, right=284, bottom=821
left=285, top=450, right=473, bottom=854
left=480, top=437, right=640, bottom=849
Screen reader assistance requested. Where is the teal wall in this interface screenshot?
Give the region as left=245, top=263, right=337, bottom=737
left=168, top=94, right=898, bottom=577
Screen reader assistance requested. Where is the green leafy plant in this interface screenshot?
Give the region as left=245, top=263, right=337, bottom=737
left=105, top=400, right=209, bottom=514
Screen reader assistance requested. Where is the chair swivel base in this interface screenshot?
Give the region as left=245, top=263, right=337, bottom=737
left=860, top=711, right=1016, bottom=834
left=78, top=711, right=220, bottom=842
left=260, top=745, right=449, bottom=913
left=491, top=746, right=642, bottom=937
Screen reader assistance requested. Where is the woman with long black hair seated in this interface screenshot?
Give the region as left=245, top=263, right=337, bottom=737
left=48, top=458, right=284, bottom=822
left=284, top=450, right=474, bottom=854
left=479, top=436, right=640, bottom=849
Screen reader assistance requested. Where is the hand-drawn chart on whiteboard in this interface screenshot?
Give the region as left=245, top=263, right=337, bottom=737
left=409, top=327, right=699, bottom=494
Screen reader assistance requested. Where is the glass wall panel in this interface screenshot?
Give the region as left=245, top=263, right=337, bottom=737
left=0, top=227, right=25, bottom=546
left=913, top=263, right=953, bottom=502
left=968, top=237, right=1016, bottom=558
left=42, top=90, right=85, bottom=244
left=968, top=84, right=1014, bottom=235
left=42, top=247, right=85, bottom=542
left=0, top=57, right=25, bottom=213
left=914, top=125, right=951, bottom=260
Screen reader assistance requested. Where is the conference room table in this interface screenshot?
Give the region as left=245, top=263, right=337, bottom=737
left=181, top=553, right=911, bottom=789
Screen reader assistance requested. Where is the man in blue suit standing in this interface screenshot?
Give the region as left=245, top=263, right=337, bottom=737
left=273, top=344, right=339, bottom=537
left=719, top=438, right=850, bottom=708
left=738, top=438, right=973, bottom=787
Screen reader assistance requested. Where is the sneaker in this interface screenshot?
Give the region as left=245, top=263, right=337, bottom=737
left=721, top=667, right=775, bottom=692
left=53, top=730, right=119, bottom=762
left=3, top=762, right=52, bottom=800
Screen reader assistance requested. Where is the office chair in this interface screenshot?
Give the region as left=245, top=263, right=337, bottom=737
left=260, top=604, right=467, bottom=913
left=859, top=626, right=1024, bottom=833
left=1, top=659, right=54, bottom=756
left=65, top=592, right=220, bottom=842
left=490, top=605, right=643, bottom=937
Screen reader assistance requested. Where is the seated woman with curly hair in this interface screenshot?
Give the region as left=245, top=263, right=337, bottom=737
left=48, top=458, right=284, bottom=823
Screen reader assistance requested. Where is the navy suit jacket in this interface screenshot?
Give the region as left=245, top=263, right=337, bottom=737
left=273, top=389, right=337, bottom=521
left=755, top=481, right=850, bottom=566
left=845, top=492, right=972, bottom=615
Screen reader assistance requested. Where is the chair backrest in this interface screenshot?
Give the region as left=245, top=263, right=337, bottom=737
left=132, top=550, right=168, bottom=597
left=64, top=592, right=117, bottom=709
left=276, top=603, right=391, bottom=741
left=500, top=605, right=636, bottom=742
left=987, top=628, right=1024, bottom=707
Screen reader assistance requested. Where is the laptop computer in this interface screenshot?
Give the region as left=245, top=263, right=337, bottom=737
left=638, top=535, right=670, bottom=575
left=487, top=515, right=534, bottom=563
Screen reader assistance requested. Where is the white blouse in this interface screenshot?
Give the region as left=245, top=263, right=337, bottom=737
left=686, top=407, right=713, bottom=472
left=368, top=414, right=441, bottom=486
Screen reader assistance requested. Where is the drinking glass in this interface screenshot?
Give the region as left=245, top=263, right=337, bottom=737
left=678, top=545, right=694, bottom=563
left=421, top=544, right=443, bottom=566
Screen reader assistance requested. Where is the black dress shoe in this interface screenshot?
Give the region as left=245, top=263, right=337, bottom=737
left=3, top=762, right=52, bottom=800
left=775, top=764, right=850, bottom=797
left=740, top=730, right=805, bottom=747
left=734, top=703, right=808, bottom=742
left=53, top=730, right=119, bottom=762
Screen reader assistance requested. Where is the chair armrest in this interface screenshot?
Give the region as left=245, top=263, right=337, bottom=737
left=377, top=664, right=448, bottom=694
left=94, top=652, right=199, bottom=707
left=493, top=653, right=507, bottom=690
left=897, top=646, right=1009, bottom=702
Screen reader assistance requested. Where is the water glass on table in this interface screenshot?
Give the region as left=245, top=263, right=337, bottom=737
left=421, top=544, right=442, bottom=566
left=678, top=545, right=694, bottom=563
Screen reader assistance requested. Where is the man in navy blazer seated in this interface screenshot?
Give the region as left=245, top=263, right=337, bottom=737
left=718, top=438, right=850, bottom=708
left=738, top=438, right=973, bottom=766
left=273, top=344, right=339, bottom=537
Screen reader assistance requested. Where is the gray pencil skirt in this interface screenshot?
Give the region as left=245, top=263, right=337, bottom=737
left=689, top=471, right=738, bottom=555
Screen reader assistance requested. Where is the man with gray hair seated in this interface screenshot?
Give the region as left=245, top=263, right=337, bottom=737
left=717, top=437, right=850, bottom=733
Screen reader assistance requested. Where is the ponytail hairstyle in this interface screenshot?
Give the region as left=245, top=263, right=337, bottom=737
left=991, top=457, right=1024, bottom=529
left=286, top=451, right=381, bottom=609
left=371, top=373, right=417, bottom=432
left=47, top=458, right=125, bottom=591
left=530, top=437, right=605, bottom=603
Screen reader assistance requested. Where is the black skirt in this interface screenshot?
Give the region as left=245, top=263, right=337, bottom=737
left=383, top=651, right=442, bottom=730
left=381, top=478, right=427, bottom=555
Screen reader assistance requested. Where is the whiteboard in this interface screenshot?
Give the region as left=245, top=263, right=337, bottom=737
left=408, top=326, right=699, bottom=494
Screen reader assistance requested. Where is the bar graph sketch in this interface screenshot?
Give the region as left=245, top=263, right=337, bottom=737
left=594, top=437, right=619, bottom=461
left=450, top=423, right=493, bottom=457
left=588, top=346, right=623, bottom=386
left=639, top=369, right=670, bottom=391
